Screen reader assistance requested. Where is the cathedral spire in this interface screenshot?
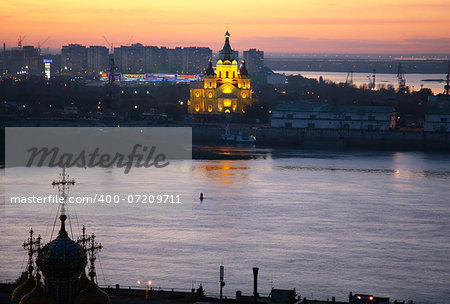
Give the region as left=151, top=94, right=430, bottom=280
left=219, top=30, right=234, bottom=61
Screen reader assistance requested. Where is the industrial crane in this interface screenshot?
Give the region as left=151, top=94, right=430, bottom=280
left=345, top=71, right=353, bottom=85
left=445, top=61, right=450, bottom=96
left=367, top=69, right=376, bottom=90
left=103, top=36, right=114, bottom=53
left=103, top=35, right=134, bottom=53
left=17, top=35, right=26, bottom=48
left=37, top=36, right=50, bottom=53
left=397, top=63, right=406, bottom=91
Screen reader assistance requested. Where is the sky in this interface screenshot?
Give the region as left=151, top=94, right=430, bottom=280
left=1, top=0, right=450, bottom=54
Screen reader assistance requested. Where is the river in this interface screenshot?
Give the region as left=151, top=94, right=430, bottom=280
left=1, top=148, right=449, bottom=303
left=275, top=71, right=448, bottom=95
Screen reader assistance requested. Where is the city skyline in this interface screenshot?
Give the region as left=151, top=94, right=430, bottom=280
left=1, top=0, right=450, bottom=54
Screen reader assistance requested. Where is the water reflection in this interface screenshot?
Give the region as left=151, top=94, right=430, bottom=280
left=193, top=160, right=250, bottom=186
left=1, top=150, right=450, bottom=303
left=193, top=145, right=270, bottom=160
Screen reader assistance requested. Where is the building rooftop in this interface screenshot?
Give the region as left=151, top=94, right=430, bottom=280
left=273, top=104, right=395, bottom=114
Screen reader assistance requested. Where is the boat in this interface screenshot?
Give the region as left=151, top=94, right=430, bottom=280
left=235, top=131, right=256, bottom=143
left=220, top=125, right=256, bottom=144
left=421, top=78, right=445, bottom=82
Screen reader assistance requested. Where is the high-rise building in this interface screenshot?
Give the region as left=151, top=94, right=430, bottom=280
left=188, top=31, right=252, bottom=115
left=113, top=45, right=212, bottom=74
left=113, top=44, right=145, bottom=73
left=87, top=46, right=109, bottom=75
left=156, top=46, right=169, bottom=72
left=182, top=47, right=213, bottom=74
left=127, top=43, right=145, bottom=73
left=0, top=43, right=6, bottom=74
left=10, top=49, right=25, bottom=74
left=61, top=44, right=88, bottom=74
left=23, top=46, right=41, bottom=75
left=243, top=48, right=264, bottom=74
left=168, top=47, right=183, bottom=73
left=143, top=46, right=160, bottom=72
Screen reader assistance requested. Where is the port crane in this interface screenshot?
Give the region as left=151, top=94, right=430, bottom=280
left=345, top=71, right=353, bottom=85
left=367, top=69, right=376, bottom=90
left=445, top=61, right=450, bottom=96
left=397, top=63, right=406, bottom=91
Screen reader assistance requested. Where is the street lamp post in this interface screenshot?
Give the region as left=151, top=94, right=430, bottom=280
left=137, top=280, right=152, bottom=300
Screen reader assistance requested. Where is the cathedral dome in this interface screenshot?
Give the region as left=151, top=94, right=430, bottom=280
left=205, top=60, right=214, bottom=76
left=19, top=273, right=54, bottom=304
left=11, top=266, right=36, bottom=304
left=239, top=61, right=249, bottom=76
left=37, top=215, right=87, bottom=280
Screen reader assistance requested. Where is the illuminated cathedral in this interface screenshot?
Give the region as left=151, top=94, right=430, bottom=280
left=188, top=31, right=253, bottom=114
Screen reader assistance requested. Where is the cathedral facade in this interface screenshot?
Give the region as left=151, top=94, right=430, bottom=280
left=188, top=31, right=253, bottom=114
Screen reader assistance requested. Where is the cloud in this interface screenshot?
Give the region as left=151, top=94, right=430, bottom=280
left=232, top=37, right=450, bottom=54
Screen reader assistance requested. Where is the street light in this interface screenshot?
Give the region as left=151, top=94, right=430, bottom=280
left=137, top=280, right=152, bottom=300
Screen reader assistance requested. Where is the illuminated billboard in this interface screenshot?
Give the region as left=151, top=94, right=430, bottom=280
left=122, top=74, right=146, bottom=81
left=99, top=73, right=202, bottom=83
left=43, top=59, right=52, bottom=80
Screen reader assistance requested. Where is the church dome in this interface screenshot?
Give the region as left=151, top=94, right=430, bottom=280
left=239, top=61, right=249, bottom=76
left=19, top=273, right=54, bottom=304
left=205, top=60, right=214, bottom=76
left=74, top=272, right=110, bottom=304
left=78, top=270, right=90, bottom=292
left=11, top=266, right=36, bottom=304
left=37, top=215, right=87, bottom=280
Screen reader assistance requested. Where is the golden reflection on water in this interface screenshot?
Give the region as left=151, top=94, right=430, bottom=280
left=193, top=160, right=250, bottom=186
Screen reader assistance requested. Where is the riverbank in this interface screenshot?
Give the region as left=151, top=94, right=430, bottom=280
left=191, top=125, right=450, bottom=152
left=1, top=123, right=450, bottom=157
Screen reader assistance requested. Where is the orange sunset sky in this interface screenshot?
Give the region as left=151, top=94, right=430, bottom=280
left=1, top=0, right=450, bottom=54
